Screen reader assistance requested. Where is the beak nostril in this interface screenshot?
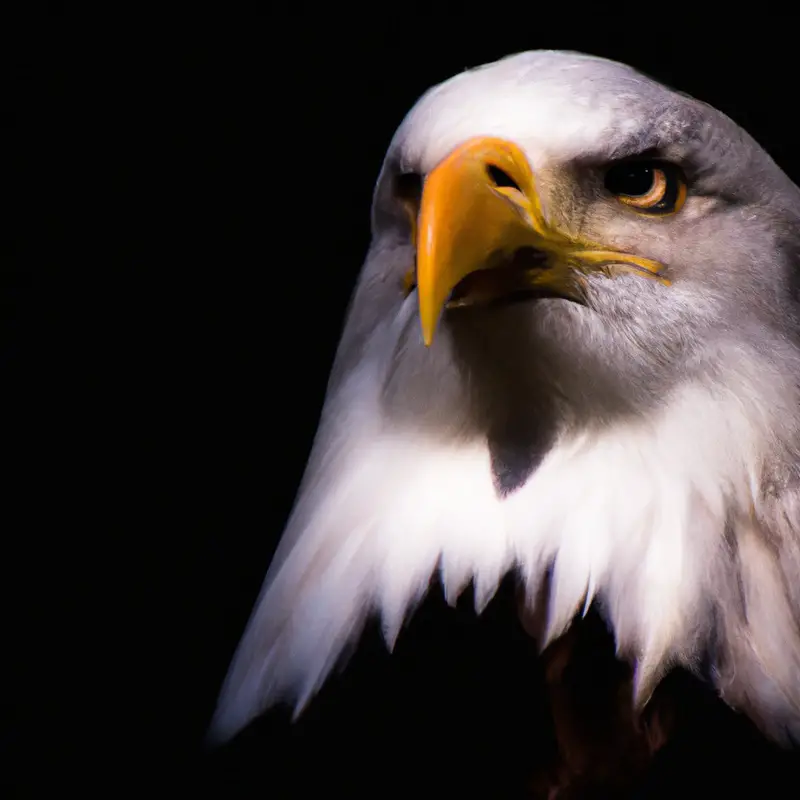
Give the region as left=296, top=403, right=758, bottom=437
left=486, top=164, right=522, bottom=192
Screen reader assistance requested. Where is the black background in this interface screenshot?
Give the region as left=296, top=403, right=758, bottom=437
left=7, top=8, right=800, bottom=797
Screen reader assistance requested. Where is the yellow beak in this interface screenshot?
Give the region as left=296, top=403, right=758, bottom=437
left=414, top=136, right=667, bottom=346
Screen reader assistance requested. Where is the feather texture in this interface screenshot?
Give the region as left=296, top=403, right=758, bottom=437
left=210, top=353, right=800, bottom=742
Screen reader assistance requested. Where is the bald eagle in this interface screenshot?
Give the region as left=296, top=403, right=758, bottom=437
left=210, top=51, right=800, bottom=781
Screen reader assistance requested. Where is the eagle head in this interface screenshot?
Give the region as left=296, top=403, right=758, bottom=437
left=210, top=51, right=800, bottom=747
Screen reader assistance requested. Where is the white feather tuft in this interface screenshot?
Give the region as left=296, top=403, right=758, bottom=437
left=208, top=392, right=509, bottom=742
left=211, top=368, right=796, bottom=745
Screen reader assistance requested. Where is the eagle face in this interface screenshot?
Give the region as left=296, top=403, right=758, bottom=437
left=377, top=52, right=800, bottom=431
left=211, top=51, right=800, bottom=747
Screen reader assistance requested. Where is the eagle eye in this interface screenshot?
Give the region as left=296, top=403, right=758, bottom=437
left=393, top=171, right=423, bottom=232
left=604, top=160, right=687, bottom=215
left=394, top=172, right=423, bottom=207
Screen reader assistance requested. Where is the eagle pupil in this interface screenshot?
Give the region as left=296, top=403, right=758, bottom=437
left=605, top=163, right=654, bottom=197
left=394, top=171, right=423, bottom=204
